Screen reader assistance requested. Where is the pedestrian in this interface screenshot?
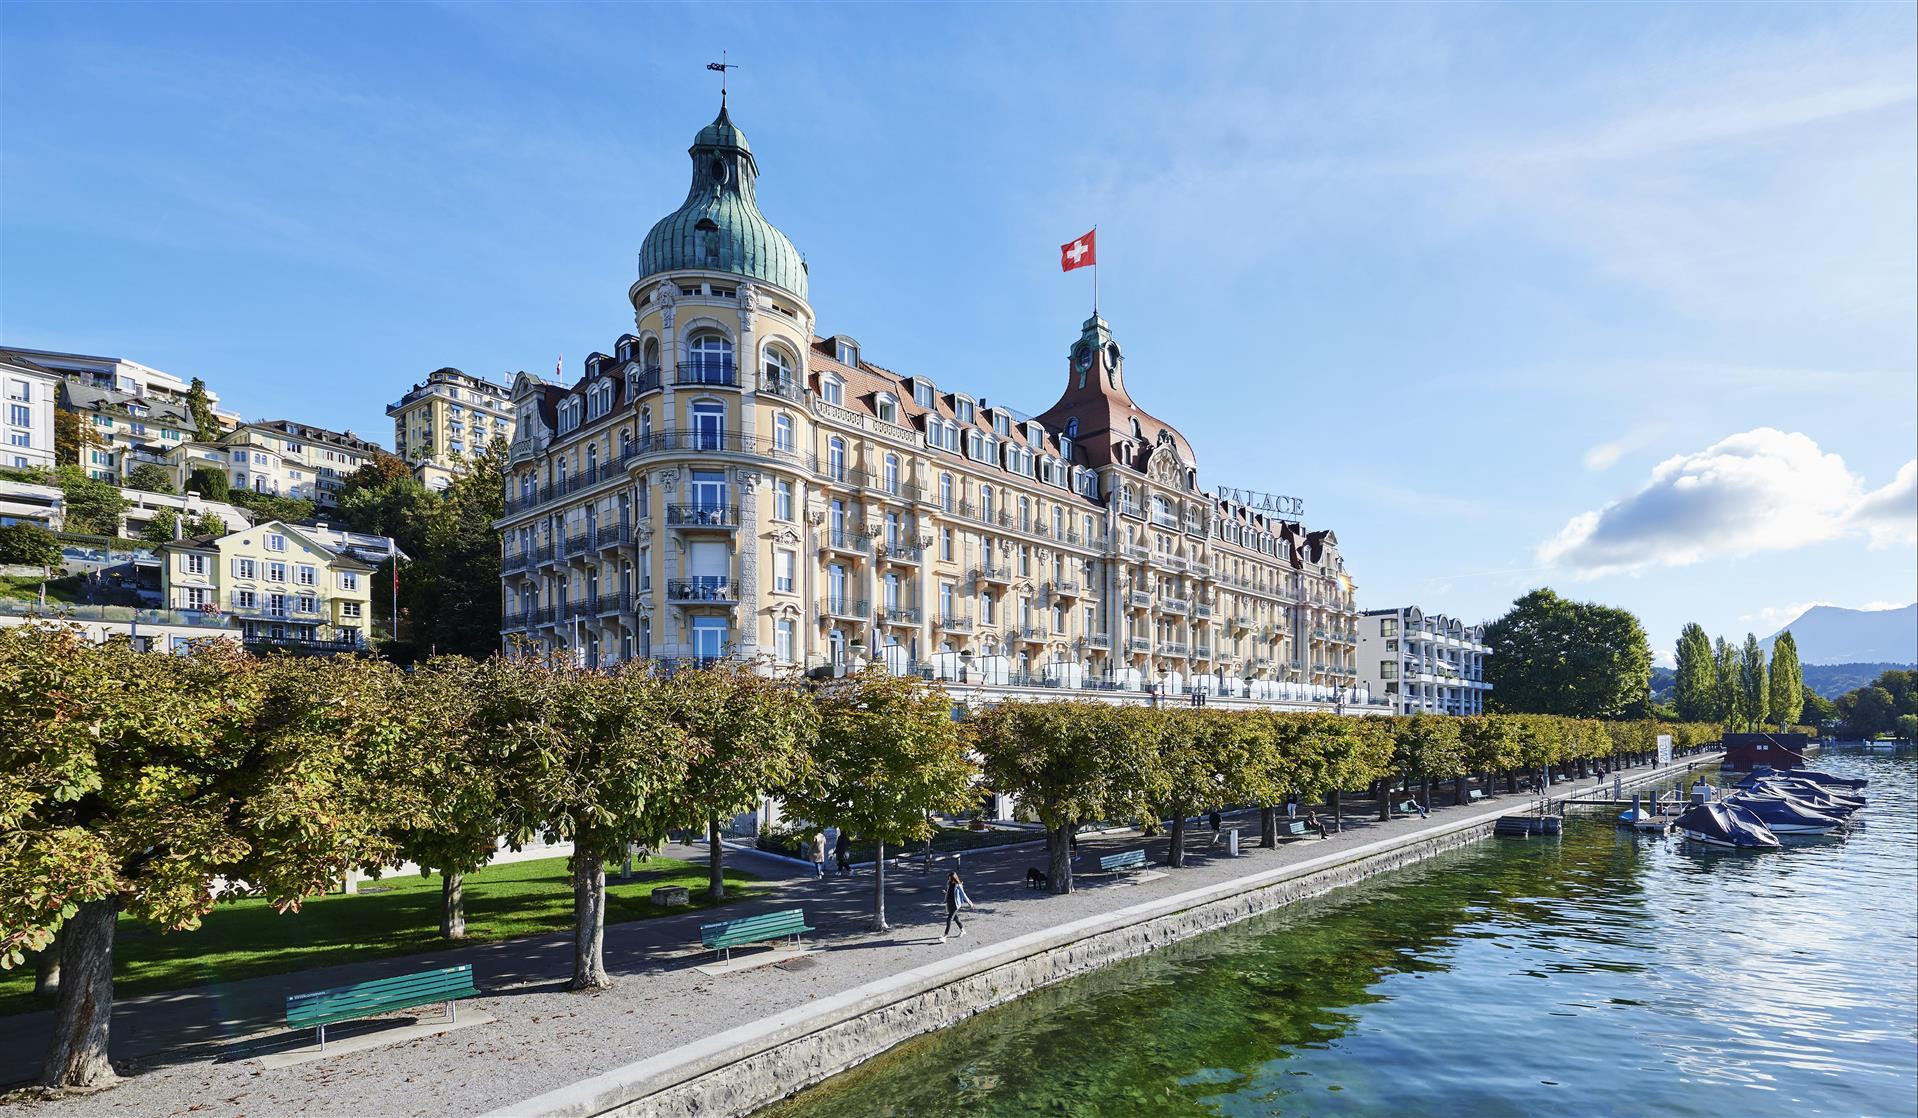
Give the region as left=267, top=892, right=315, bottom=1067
left=1208, top=810, right=1222, bottom=832
left=808, top=830, right=827, bottom=879
left=1285, top=795, right=1298, bottom=820
left=940, top=871, right=972, bottom=942
left=835, top=830, right=852, bottom=876
left=1067, top=820, right=1079, bottom=852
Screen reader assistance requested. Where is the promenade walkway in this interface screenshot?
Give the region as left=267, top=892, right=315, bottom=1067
left=4, top=755, right=1715, bottom=1118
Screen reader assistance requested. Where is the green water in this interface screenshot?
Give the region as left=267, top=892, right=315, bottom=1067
left=762, top=756, right=1917, bottom=1118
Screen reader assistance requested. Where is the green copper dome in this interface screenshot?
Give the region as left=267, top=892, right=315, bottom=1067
left=638, top=105, right=808, bottom=299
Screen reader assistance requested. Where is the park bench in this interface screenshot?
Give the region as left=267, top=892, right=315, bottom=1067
left=1278, top=819, right=1313, bottom=838
left=285, top=964, right=478, bottom=1050
left=1466, top=788, right=1485, bottom=802
left=1097, top=849, right=1147, bottom=873
left=699, top=908, right=814, bottom=962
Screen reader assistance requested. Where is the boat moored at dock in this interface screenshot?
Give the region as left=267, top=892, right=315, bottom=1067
left=1674, top=800, right=1782, bottom=849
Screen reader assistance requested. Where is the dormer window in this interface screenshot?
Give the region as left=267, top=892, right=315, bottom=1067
left=835, top=339, right=860, bottom=366
left=821, top=375, right=844, bottom=406
left=875, top=394, right=899, bottom=424
left=955, top=398, right=975, bottom=424
left=1025, top=421, right=1043, bottom=445
left=913, top=381, right=936, bottom=408
left=993, top=413, right=1010, bottom=437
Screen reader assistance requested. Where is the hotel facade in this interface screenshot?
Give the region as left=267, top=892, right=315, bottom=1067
left=1355, top=606, right=1493, bottom=716
left=387, top=366, right=515, bottom=490
left=498, top=105, right=1371, bottom=709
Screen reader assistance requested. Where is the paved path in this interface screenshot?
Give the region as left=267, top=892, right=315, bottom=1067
left=3, top=756, right=1718, bottom=1118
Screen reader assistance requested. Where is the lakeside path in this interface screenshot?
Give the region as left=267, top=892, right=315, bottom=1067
left=4, top=755, right=1718, bottom=1118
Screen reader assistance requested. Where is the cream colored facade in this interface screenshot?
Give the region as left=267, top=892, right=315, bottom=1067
left=168, top=419, right=381, bottom=509
left=160, top=519, right=377, bottom=651
left=387, top=367, right=514, bottom=489
left=497, top=106, right=1368, bottom=709
left=1, top=352, right=59, bottom=471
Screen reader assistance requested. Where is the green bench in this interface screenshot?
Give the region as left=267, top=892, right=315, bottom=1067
left=286, top=964, right=478, bottom=1050
left=1466, top=788, right=1485, bottom=802
left=1278, top=819, right=1313, bottom=838
left=699, top=908, right=814, bottom=962
left=1098, top=849, right=1147, bottom=873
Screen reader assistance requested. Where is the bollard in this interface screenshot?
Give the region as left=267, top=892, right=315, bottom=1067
left=1227, top=828, right=1240, bottom=857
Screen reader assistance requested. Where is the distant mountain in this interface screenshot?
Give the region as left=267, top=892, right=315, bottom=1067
left=1768, top=604, right=1916, bottom=665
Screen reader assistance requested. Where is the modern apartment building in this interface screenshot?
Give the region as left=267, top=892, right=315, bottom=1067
left=387, top=366, right=514, bottom=489
left=1, top=351, right=59, bottom=470
left=159, top=519, right=388, bottom=652
left=1356, top=606, right=1493, bottom=715
left=168, top=419, right=383, bottom=509
left=8, top=346, right=241, bottom=457
left=496, top=104, right=1368, bottom=709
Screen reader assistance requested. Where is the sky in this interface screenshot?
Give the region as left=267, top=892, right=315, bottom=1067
left=3, top=2, right=1913, bottom=662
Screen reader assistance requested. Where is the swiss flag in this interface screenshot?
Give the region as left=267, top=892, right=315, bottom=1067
left=1060, top=229, right=1096, bottom=272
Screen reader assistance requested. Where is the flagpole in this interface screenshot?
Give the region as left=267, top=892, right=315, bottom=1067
left=1091, top=224, right=1098, bottom=315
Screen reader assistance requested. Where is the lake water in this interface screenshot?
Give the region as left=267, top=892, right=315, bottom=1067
left=760, top=755, right=1917, bottom=1118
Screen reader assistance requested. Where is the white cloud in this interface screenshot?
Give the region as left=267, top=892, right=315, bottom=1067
left=1539, top=428, right=1915, bottom=576
left=1584, top=424, right=1673, bottom=471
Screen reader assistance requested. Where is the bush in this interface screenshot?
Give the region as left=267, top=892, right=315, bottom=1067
left=0, top=523, right=62, bottom=568
left=227, top=489, right=315, bottom=524
left=125, top=463, right=177, bottom=494
left=186, top=466, right=230, bottom=500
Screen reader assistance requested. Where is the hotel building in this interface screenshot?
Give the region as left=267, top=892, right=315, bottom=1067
left=497, top=104, right=1367, bottom=708
left=1356, top=606, right=1493, bottom=715
left=387, top=367, right=515, bottom=489
left=168, top=419, right=384, bottom=509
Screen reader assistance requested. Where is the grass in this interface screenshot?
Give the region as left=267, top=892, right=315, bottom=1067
left=0, top=854, right=762, bottom=1017
left=0, top=574, right=85, bottom=603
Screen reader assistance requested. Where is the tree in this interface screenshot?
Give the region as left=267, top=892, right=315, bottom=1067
left=140, top=508, right=181, bottom=546
left=188, top=511, right=228, bottom=536
left=496, top=657, right=692, bottom=988
left=1769, top=631, right=1804, bottom=729
left=781, top=667, right=975, bottom=931
left=1713, top=637, right=1740, bottom=725
left=1897, top=713, right=1918, bottom=744
left=975, top=701, right=1155, bottom=894
left=1840, top=686, right=1897, bottom=739
left=225, top=489, right=315, bottom=524
left=340, top=451, right=414, bottom=502
left=52, top=411, right=100, bottom=467
left=1800, top=686, right=1836, bottom=727
left=184, top=465, right=229, bottom=501
left=661, top=661, right=818, bottom=902
left=379, top=656, right=507, bottom=939
left=0, top=522, right=61, bottom=568
left=1737, top=634, right=1769, bottom=731
left=52, top=466, right=127, bottom=537
left=124, top=463, right=176, bottom=494
left=1483, top=588, right=1652, bottom=718
left=0, top=628, right=411, bottom=1087
left=185, top=377, right=221, bottom=441
left=1392, top=714, right=1467, bottom=808
left=1672, top=623, right=1717, bottom=721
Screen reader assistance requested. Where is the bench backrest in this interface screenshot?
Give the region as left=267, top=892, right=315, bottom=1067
left=287, top=965, right=475, bottom=1028
left=701, top=908, right=807, bottom=946
left=1099, top=849, right=1146, bottom=870
left=1280, top=820, right=1310, bottom=835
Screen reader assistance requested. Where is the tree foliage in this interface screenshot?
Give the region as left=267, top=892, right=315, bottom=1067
left=52, top=411, right=100, bottom=467
left=185, top=378, right=221, bottom=442
left=124, top=463, right=175, bottom=494
left=1768, top=631, right=1804, bottom=730
left=52, top=466, right=126, bottom=537
left=184, top=466, right=229, bottom=501
left=0, top=523, right=61, bottom=568
left=1672, top=622, right=1717, bottom=721
left=1737, top=633, right=1769, bottom=731
left=1483, top=588, right=1652, bottom=718
left=226, top=488, right=316, bottom=525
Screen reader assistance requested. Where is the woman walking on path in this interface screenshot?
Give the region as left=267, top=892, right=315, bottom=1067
left=835, top=831, right=852, bottom=876
left=940, top=871, right=972, bottom=943
left=809, top=831, right=827, bottom=879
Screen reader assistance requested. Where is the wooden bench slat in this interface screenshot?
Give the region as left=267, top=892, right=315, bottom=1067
left=285, top=965, right=478, bottom=1031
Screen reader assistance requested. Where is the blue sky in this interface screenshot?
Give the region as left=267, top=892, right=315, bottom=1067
left=4, top=2, right=1913, bottom=661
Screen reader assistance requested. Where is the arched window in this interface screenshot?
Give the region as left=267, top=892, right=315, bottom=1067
left=773, top=413, right=794, bottom=453
left=585, top=444, right=597, bottom=475
left=1065, top=417, right=1079, bottom=437
left=643, top=337, right=661, bottom=371
left=875, top=394, right=899, bottom=424
left=640, top=407, right=653, bottom=444
left=827, top=436, right=846, bottom=481
left=762, top=344, right=795, bottom=391
left=1130, top=417, right=1144, bottom=440
left=686, top=333, right=734, bottom=384
left=618, top=428, right=631, bottom=459
left=821, top=375, right=844, bottom=406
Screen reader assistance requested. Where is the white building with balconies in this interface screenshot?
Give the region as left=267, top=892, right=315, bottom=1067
left=1357, top=606, right=1492, bottom=715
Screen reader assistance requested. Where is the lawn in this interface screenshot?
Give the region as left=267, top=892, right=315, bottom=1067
left=0, top=574, right=85, bottom=603
left=0, top=854, right=762, bottom=1016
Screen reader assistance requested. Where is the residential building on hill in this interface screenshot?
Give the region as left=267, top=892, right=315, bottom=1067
left=1, top=351, right=59, bottom=470
left=158, top=518, right=393, bottom=653
left=387, top=367, right=515, bottom=489
left=167, top=419, right=384, bottom=509
left=0, top=601, right=242, bottom=652
left=1356, top=606, right=1493, bottom=715
left=6, top=345, right=240, bottom=428
left=496, top=103, right=1368, bottom=709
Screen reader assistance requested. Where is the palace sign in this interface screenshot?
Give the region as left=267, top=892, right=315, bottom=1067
left=1214, top=486, right=1305, bottom=518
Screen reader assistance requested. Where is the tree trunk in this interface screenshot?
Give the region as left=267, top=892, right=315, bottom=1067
left=34, top=926, right=61, bottom=997
left=1330, top=789, right=1342, bottom=829
left=1260, top=806, right=1278, bottom=848
left=440, top=871, right=466, bottom=939
left=1047, top=825, right=1073, bottom=894
left=1454, top=775, right=1467, bottom=806
left=1376, top=779, right=1391, bottom=821
left=41, top=898, right=117, bottom=1088
left=707, top=814, right=726, bottom=902
left=1419, top=776, right=1432, bottom=811
left=870, top=840, right=889, bottom=931
left=1168, top=812, right=1186, bottom=868
left=569, top=856, right=610, bottom=990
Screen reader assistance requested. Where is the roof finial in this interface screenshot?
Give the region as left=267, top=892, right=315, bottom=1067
left=706, top=53, right=738, bottom=110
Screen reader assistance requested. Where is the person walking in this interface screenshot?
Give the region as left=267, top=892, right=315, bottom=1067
left=940, top=871, right=972, bottom=943
left=808, top=830, right=827, bottom=879
left=834, top=830, right=852, bottom=876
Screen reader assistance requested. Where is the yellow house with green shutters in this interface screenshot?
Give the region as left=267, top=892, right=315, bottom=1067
left=159, top=519, right=379, bottom=652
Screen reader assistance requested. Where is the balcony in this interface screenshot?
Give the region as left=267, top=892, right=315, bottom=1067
left=818, top=596, right=870, bottom=619
left=759, top=377, right=805, bottom=403
left=668, top=577, right=737, bottom=604
left=629, top=366, right=663, bottom=396
left=667, top=504, right=740, bottom=530
left=1234, top=614, right=1255, bottom=630
left=598, top=590, right=634, bottom=614
left=1084, top=633, right=1112, bottom=650
left=594, top=523, right=631, bottom=549
left=1193, top=603, right=1213, bottom=621
left=971, top=564, right=1013, bottom=586
left=502, top=549, right=532, bottom=572
left=1193, top=645, right=1213, bottom=659
left=938, top=614, right=974, bottom=632
left=1157, top=641, right=1189, bottom=657
left=878, top=543, right=923, bottom=566
left=1151, top=512, right=1180, bottom=530
left=1162, top=597, right=1190, bottom=615
left=1127, top=637, right=1152, bottom=654
left=674, top=358, right=737, bottom=388
left=877, top=604, right=923, bottom=625
left=563, top=595, right=600, bottom=619
left=1127, top=590, right=1152, bottom=609
left=1120, top=543, right=1149, bottom=562
left=1117, top=502, right=1143, bottom=520
left=1018, top=625, right=1048, bottom=642
left=1191, top=560, right=1213, bottom=579
left=563, top=531, right=590, bottom=557
left=1161, top=555, right=1187, bottom=573
left=822, top=529, right=872, bottom=556
left=1046, top=578, right=1082, bottom=599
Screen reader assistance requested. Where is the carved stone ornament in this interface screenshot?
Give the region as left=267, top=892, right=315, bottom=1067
left=769, top=526, right=801, bottom=545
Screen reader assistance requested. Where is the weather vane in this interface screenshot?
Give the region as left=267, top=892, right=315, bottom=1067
left=706, top=52, right=738, bottom=106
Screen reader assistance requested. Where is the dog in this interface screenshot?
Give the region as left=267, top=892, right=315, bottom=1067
left=1025, top=866, right=1050, bottom=890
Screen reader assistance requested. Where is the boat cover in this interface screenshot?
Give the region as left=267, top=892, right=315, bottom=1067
left=1674, top=801, right=1781, bottom=848
left=1748, top=764, right=1867, bottom=790
left=1726, top=793, right=1844, bottom=832
left=1741, top=778, right=1863, bottom=814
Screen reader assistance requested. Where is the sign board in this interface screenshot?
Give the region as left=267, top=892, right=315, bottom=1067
left=1213, top=486, right=1305, bottom=518
left=1656, top=733, right=1673, bottom=768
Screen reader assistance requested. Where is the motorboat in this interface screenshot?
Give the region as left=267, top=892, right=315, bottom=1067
left=1725, top=792, right=1845, bottom=835
left=1674, top=801, right=1782, bottom=849
left=1743, top=778, right=1864, bottom=816
left=1747, top=764, right=1867, bottom=791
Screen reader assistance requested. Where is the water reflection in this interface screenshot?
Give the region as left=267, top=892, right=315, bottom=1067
left=761, top=757, right=1915, bottom=1118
